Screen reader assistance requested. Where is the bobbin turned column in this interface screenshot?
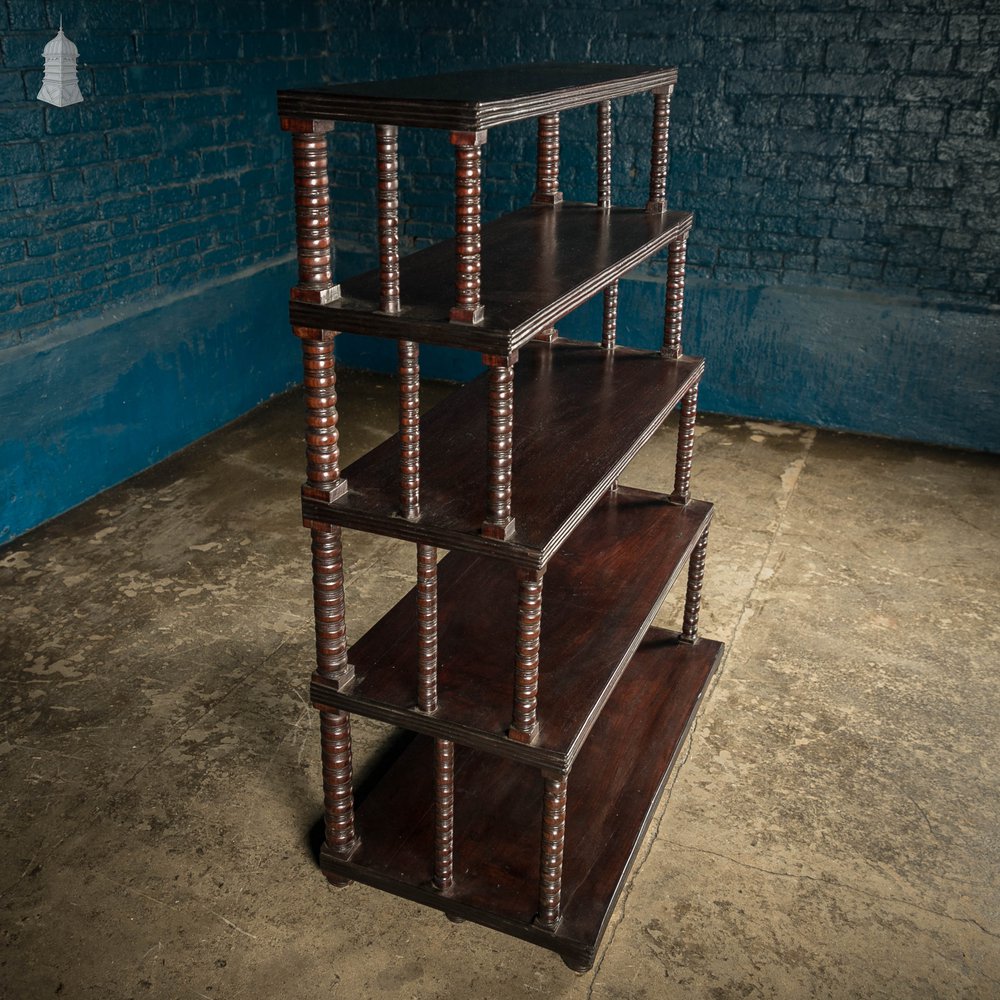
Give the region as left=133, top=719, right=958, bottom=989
left=298, top=332, right=348, bottom=504
left=305, top=384, right=357, bottom=876
left=375, top=123, right=401, bottom=315
left=509, top=568, right=544, bottom=743
left=283, top=117, right=356, bottom=878
left=662, top=233, right=698, bottom=506
left=311, top=525, right=358, bottom=879
left=602, top=280, right=619, bottom=351
left=482, top=353, right=517, bottom=541
left=536, top=773, right=568, bottom=930
left=450, top=130, right=487, bottom=324
left=646, top=86, right=673, bottom=214
left=434, top=738, right=455, bottom=890
left=597, top=99, right=612, bottom=209
left=662, top=237, right=687, bottom=360
left=671, top=382, right=699, bottom=505
left=398, top=339, right=421, bottom=519
left=532, top=113, right=563, bottom=205
left=281, top=118, right=341, bottom=305
left=681, top=526, right=710, bottom=643
left=532, top=121, right=561, bottom=343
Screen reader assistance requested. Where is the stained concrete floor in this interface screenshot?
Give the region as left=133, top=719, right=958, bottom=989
left=1, top=369, right=998, bottom=999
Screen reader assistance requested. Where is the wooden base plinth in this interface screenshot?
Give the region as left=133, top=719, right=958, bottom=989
left=450, top=304, right=485, bottom=324
left=318, top=628, right=723, bottom=971
left=481, top=517, right=516, bottom=541
left=302, top=479, right=349, bottom=503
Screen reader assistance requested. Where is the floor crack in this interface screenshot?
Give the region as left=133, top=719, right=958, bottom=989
left=664, top=840, right=1000, bottom=941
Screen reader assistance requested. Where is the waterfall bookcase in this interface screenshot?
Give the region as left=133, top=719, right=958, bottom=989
left=277, top=64, right=724, bottom=973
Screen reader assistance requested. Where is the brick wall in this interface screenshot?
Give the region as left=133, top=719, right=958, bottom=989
left=318, top=0, right=999, bottom=308
left=0, top=0, right=338, bottom=348
left=1, top=0, right=997, bottom=543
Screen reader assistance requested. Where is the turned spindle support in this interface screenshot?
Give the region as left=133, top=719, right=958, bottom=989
left=398, top=339, right=421, bottom=519
left=509, top=568, right=544, bottom=743
left=312, top=525, right=357, bottom=879
left=299, top=334, right=348, bottom=503
left=602, top=279, right=619, bottom=351
left=646, top=87, right=673, bottom=214
left=281, top=118, right=340, bottom=305
left=597, top=99, right=612, bottom=209
left=319, top=707, right=357, bottom=882
left=681, top=526, right=710, bottom=643
left=536, top=774, right=568, bottom=930
left=481, top=354, right=517, bottom=541
left=532, top=113, right=563, bottom=205
left=375, top=123, right=401, bottom=314
left=671, top=382, right=699, bottom=505
left=450, top=130, right=487, bottom=324
left=434, top=739, right=455, bottom=890
left=311, top=527, right=351, bottom=686
left=416, top=542, right=439, bottom=714
left=662, top=236, right=687, bottom=359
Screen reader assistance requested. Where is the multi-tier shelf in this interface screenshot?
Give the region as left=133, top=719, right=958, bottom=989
left=278, top=63, right=724, bottom=972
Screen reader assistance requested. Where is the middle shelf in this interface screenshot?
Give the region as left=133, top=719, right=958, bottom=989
left=311, top=484, right=713, bottom=773
left=303, top=338, right=704, bottom=569
left=289, top=203, right=694, bottom=355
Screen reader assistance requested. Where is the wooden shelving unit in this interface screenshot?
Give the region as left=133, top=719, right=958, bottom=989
left=278, top=62, right=724, bottom=972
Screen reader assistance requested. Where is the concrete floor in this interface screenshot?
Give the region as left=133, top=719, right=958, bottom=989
left=1, top=369, right=998, bottom=999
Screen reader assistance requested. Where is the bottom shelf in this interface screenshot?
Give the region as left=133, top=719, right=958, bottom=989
left=320, top=627, right=724, bottom=970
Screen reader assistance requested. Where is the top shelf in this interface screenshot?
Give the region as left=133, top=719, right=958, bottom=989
left=277, top=63, right=678, bottom=131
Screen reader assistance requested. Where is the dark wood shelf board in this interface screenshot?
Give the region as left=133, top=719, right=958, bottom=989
left=290, top=204, right=693, bottom=355
left=312, top=487, right=713, bottom=772
left=320, top=627, right=723, bottom=969
left=302, top=340, right=704, bottom=568
left=279, top=63, right=678, bottom=131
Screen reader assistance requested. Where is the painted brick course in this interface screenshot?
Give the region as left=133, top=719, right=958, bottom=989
left=0, top=0, right=339, bottom=347
left=309, top=1, right=998, bottom=308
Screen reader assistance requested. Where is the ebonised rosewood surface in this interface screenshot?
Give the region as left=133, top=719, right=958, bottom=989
left=278, top=63, right=678, bottom=131
left=312, top=486, right=713, bottom=771
left=290, top=205, right=693, bottom=355
left=302, top=339, right=704, bottom=568
left=320, top=627, right=723, bottom=968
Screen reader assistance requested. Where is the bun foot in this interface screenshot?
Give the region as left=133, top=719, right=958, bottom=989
left=562, top=956, right=592, bottom=974
left=446, top=913, right=465, bottom=924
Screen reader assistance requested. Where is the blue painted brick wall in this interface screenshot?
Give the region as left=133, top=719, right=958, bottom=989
left=1, top=0, right=346, bottom=542
left=2, top=0, right=998, bottom=544
left=0, top=0, right=339, bottom=348
left=314, top=0, right=998, bottom=307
